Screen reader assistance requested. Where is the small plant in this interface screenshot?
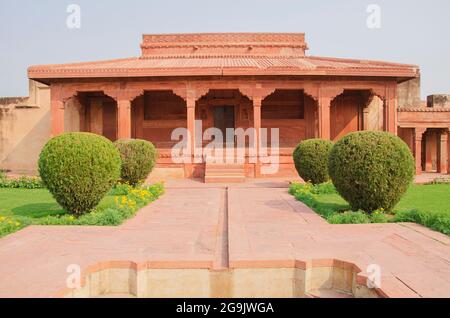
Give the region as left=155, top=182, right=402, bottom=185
left=0, top=216, right=28, bottom=238
left=0, top=170, right=6, bottom=182
left=427, top=177, right=450, bottom=185
left=289, top=182, right=393, bottom=225
left=328, top=211, right=371, bottom=224
left=0, top=176, right=44, bottom=189
left=38, top=132, right=121, bottom=215
left=293, top=139, right=333, bottom=184
left=393, top=209, right=450, bottom=235
left=329, top=131, right=415, bottom=213
left=115, top=139, right=158, bottom=186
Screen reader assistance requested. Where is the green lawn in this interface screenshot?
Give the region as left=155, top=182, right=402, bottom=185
left=0, top=188, right=115, bottom=219
left=312, top=184, right=450, bottom=216
left=289, top=183, right=450, bottom=235
left=0, top=183, right=164, bottom=237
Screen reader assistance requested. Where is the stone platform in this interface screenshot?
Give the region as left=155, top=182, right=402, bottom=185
left=0, top=181, right=449, bottom=298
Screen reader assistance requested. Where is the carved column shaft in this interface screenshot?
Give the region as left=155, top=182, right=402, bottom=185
left=50, top=84, right=68, bottom=137
left=317, top=86, right=343, bottom=140
left=51, top=99, right=65, bottom=137
left=105, top=89, right=143, bottom=140
left=437, top=129, right=448, bottom=174
left=414, top=128, right=426, bottom=175
left=186, top=96, right=196, bottom=156
left=318, top=97, right=332, bottom=140
left=253, top=97, right=262, bottom=160
left=117, top=99, right=132, bottom=139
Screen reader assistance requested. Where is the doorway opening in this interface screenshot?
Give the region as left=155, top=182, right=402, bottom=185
left=213, top=105, right=235, bottom=144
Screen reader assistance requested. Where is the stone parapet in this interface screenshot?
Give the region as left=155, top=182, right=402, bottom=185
left=427, top=94, right=450, bottom=108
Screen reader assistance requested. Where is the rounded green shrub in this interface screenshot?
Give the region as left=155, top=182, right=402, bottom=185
left=38, top=132, right=121, bottom=215
left=114, top=139, right=158, bottom=186
left=293, top=139, right=334, bottom=184
left=328, top=131, right=415, bottom=213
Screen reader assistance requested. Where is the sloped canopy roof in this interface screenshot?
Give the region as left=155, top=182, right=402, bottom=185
left=28, top=33, right=420, bottom=82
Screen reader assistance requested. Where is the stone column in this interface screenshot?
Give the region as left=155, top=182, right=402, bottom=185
left=448, top=129, right=450, bottom=174
left=51, top=98, right=65, bottom=137
left=383, top=86, right=397, bottom=134
left=437, top=129, right=448, bottom=174
left=252, top=97, right=262, bottom=177
left=105, top=88, right=143, bottom=140
left=414, top=128, right=426, bottom=175
left=253, top=97, right=262, bottom=156
left=186, top=96, right=196, bottom=157
left=318, top=97, right=331, bottom=140
left=362, top=107, right=370, bottom=131
left=117, top=99, right=132, bottom=139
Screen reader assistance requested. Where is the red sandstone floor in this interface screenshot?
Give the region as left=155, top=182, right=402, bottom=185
left=0, top=181, right=449, bottom=298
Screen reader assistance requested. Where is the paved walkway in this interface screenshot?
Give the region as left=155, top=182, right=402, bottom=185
left=0, top=181, right=449, bottom=297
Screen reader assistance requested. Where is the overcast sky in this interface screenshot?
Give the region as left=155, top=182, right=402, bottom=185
left=0, top=0, right=449, bottom=99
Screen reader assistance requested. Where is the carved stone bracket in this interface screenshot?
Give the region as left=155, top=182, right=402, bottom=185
left=303, top=84, right=319, bottom=101
left=370, top=86, right=389, bottom=102
left=104, top=89, right=144, bottom=102
left=239, top=84, right=276, bottom=102
left=172, top=85, right=210, bottom=103
left=320, top=86, right=345, bottom=101
left=414, top=127, right=427, bottom=140
left=51, top=84, right=77, bottom=104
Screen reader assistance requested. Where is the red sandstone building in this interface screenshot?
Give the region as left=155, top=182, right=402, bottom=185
left=3, top=33, right=450, bottom=181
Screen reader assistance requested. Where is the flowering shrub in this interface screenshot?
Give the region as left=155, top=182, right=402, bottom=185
left=38, top=183, right=164, bottom=227
left=0, top=183, right=164, bottom=238
left=0, top=216, right=29, bottom=237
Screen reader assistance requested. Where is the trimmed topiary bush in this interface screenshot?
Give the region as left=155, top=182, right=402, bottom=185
left=38, top=132, right=121, bottom=215
left=328, top=131, right=415, bottom=213
left=293, top=139, right=334, bottom=184
left=114, top=139, right=158, bottom=186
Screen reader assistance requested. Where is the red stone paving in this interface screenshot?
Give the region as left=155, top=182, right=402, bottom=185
left=0, top=182, right=449, bottom=298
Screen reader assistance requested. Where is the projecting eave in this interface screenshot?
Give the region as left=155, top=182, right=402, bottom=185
left=28, top=55, right=420, bottom=84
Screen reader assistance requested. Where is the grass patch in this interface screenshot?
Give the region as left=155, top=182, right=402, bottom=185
left=0, top=183, right=164, bottom=237
left=289, top=182, right=450, bottom=235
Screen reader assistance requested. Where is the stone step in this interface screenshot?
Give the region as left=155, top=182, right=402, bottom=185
left=205, top=175, right=246, bottom=183
left=206, top=169, right=245, bottom=174
left=205, top=163, right=246, bottom=183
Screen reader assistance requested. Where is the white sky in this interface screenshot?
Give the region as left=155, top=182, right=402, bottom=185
left=0, top=0, right=449, bottom=99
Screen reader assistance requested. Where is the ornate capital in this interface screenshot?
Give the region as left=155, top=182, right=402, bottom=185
left=320, top=86, right=344, bottom=101
left=172, top=85, right=209, bottom=102
left=104, top=89, right=144, bottom=101
left=415, top=127, right=427, bottom=139
left=240, top=84, right=276, bottom=101
left=303, top=84, right=320, bottom=101
left=50, top=84, right=78, bottom=103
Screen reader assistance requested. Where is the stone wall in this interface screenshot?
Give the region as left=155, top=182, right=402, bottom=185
left=427, top=94, right=450, bottom=108
left=398, top=77, right=422, bottom=108
left=0, top=80, right=51, bottom=173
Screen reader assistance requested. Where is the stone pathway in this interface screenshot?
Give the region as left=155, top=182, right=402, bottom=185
left=0, top=181, right=449, bottom=297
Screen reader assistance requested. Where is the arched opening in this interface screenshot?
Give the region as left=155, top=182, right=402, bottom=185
left=74, top=92, right=118, bottom=141
left=132, top=90, right=187, bottom=149
left=330, top=90, right=374, bottom=141
left=196, top=89, right=252, bottom=147
left=422, top=128, right=442, bottom=172
left=261, top=89, right=315, bottom=148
